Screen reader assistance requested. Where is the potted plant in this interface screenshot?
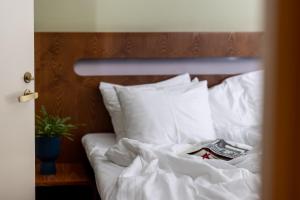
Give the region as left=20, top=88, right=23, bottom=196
left=35, top=106, right=76, bottom=175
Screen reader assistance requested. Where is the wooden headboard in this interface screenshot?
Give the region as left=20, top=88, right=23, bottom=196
left=35, top=32, right=262, bottom=163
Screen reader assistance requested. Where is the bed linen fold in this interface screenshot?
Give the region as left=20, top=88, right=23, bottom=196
left=105, top=138, right=261, bottom=200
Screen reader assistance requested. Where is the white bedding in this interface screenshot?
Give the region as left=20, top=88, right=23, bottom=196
left=82, top=133, right=261, bottom=200
left=84, top=71, right=263, bottom=200
left=115, top=80, right=216, bottom=144
left=100, top=73, right=191, bottom=141
left=209, top=70, right=263, bottom=146
left=82, top=133, right=122, bottom=200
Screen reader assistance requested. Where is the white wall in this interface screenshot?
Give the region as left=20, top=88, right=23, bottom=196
left=35, top=0, right=263, bottom=32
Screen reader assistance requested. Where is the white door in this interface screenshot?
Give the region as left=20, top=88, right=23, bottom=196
left=0, top=0, right=35, bottom=199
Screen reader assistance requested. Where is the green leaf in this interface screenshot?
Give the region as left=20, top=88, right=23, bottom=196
left=35, top=106, right=77, bottom=141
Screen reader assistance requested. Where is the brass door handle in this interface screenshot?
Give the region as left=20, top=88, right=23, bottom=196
left=18, top=89, right=38, bottom=103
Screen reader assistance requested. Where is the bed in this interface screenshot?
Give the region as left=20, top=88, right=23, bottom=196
left=82, top=71, right=263, bottom=200
left=35, top=32, right=263, bottom=200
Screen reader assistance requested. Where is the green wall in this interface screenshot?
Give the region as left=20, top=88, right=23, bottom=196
left=35, top=0, right=263, bottom=32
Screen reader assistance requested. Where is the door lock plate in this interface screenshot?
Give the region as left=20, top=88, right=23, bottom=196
left=24, top=72, right=34, bottom=83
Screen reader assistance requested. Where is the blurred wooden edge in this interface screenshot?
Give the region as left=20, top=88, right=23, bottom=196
left=262, top=0, right=300, bottom=199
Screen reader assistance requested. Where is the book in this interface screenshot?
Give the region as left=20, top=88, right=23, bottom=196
left=185, top=139, right=250, bottom=161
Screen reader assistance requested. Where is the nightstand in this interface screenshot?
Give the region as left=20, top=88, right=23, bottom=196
left=36, top=163, right=98, bottom=200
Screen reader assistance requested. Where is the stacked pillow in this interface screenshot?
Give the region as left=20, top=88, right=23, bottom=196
left=99, top=71, right=263, bottom=145
left=100, top=74, right=215, bottom=144
left=115, top=80, right=215, bottom=144
left=99, top=73, right=191, bottom=141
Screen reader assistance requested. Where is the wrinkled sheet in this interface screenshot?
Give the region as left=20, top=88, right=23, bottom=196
left=105, top=138, right=261, bottom=200
left=82, top=134, right=123, bottom=200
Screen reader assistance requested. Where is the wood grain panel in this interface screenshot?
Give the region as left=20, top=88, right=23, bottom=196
left=35, top=32, right=262, bottom=162
left=36, top=163, right=91, bottom=186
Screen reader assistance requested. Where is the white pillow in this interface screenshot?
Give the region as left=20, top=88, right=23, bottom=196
left=209, top=70, right=264, bottom=145
left=115, top=81, right=216, bottom=144
left=99, top=74, right=191, bottom=141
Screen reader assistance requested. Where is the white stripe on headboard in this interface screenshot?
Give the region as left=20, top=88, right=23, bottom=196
left=74, top=57, right=261, bottom=76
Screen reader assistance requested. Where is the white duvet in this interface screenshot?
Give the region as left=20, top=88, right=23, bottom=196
left=104, top=138, right=261, bottom=200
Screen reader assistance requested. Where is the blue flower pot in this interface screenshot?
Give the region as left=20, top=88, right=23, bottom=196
left=35, top=137, right=61, bottom=175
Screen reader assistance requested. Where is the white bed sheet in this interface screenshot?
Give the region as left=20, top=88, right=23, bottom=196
left=82, top=133, right=261, bottom=200
left=82, top=133, right=122, bottom=200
